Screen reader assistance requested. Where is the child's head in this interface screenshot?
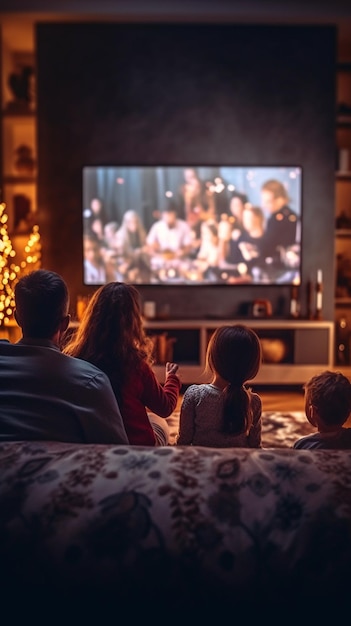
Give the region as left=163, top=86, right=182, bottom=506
left=63, top=281, right=153, bottom=385
left=206, top=324, right=262, bottom=437
left=206, top=324, right=262, bottom=385
left=242, top=205, right=265, bottom=235
left=83, top=281, right=143, bottom=341
left=229, top=191, right=248, bottom=222
left=304, top=370, right=351, bottom=428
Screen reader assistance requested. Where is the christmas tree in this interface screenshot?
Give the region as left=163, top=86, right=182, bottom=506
left=0, top=202, right=19, bottom=325
left=0, top=201, right=41, bottom=326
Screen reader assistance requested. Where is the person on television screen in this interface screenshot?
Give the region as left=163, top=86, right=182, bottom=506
left=228, top=190, right=249, bottom=238
left=259, top=179, right=298, bottom=265
left=179, top=167, right=215, bottom=229
left=83, top=232, right=107, bottom=284
left=83, top=197, right=108, bottom=241
left=112, top=210, right=151, bottom=282
left=218, top=191, right=249, bottom=264
left=196, top=219, right=220, bottom=267
left=115, top=210, right=147, bottom=255
left=146, top=201, right=194, bottom=258
left=227, top=205, right=266, bottom=268
left=103, top=221, right=119, bottom=249
left=193, top=218, right=221, bottom=281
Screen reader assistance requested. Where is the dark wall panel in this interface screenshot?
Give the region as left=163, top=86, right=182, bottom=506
left=36, top=22, right=336, bottom=319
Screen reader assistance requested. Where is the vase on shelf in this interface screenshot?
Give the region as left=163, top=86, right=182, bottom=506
left=14, top=144, right=36, bottom=176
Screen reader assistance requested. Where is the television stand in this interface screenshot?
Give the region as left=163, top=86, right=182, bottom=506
left=144, top=318, right=335, bottom=386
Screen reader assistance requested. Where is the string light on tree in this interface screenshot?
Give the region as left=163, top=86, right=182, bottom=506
left=0, top=202, right=19, bottom=325
left=0, top=201, right=41, bottom=326
left=24, top=224, right=41, bottom=268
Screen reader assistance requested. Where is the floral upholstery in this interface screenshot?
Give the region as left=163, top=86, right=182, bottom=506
left=0, top=440, right=351, bottom=616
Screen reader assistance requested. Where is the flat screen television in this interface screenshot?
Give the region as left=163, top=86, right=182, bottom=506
left=82, top=165, right=302, bottom=286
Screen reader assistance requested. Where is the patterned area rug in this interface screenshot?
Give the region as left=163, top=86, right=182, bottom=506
left=166, top=411, right=314, bottom=448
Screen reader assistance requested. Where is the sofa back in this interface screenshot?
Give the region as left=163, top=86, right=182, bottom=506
left=0, top=441, right=350, bottom=617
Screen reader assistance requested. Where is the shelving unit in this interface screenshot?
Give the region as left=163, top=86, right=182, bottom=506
left=335, top=59, right=351, bottom=366
left=144, top=319, right=335, bottom=385
left=0, top=20, right=37, bottom=253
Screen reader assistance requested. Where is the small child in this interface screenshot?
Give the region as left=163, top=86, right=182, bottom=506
left=177, top=324, right=262, bottom=447
left=293, top=370, right=351, bottom=450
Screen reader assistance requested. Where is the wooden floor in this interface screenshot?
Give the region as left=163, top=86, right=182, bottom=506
left=254, top=386, right=305, bottom=412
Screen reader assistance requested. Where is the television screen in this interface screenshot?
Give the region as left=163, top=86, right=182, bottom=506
left=82, top=165, right=302, bottom=286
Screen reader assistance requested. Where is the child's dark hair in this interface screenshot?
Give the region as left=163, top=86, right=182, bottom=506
left=205, top=324, right=262, bottom=435
left=304, top=370, right=351, bottom=426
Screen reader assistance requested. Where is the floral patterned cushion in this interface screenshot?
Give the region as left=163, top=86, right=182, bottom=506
left=0, top=440, right=351, bottom=615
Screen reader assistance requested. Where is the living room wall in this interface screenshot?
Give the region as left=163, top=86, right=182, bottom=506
left=36, top=22, right=336, bottom=319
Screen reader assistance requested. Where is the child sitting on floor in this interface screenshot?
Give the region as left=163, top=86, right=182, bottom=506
left=293, top=370, right=351, bottom=450
left=176, top=324, right=262, bottom=447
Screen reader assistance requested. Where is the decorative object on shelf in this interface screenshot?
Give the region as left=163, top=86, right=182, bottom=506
left=335, top=210, right=351, bottom=229
left=335, top=316, right=350, bottom=365
left=290, top=285, right=299, bottom=318
left=76, top=295, right=89, bottom=321
left=13, top=193, right=36, bottom=234
left=149, top=332, right=177, bottom=364
left=0, top=201, right=41, bottom=326
left=14, top=144, right=36, bottom=176
left=6, top=52, right=36, bottom=113
left=157, top=303, right=171, bottom=320
left=143, top=301, right=156, bottom=319
left=336, top=253, right=351, bottom=298
left=252, top=299, right=272, bottom=318
left=337, top=101, right=351, bottom=118
left=338, top=148, right=350, bottom=173
left=260, top=338, right=288, bottom=364
left=306, top=279, right=313, bottom=319
left=315, top=269, right=323, bottom=320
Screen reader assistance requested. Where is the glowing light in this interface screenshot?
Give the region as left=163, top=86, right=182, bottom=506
left=0, top=202, right=41, bottom=325
left=237, top=262, right=248, bottom=275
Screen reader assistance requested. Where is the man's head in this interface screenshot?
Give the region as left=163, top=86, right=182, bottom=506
left=261, top=179, right=290, bottom=214
left=14, top=269, right=70, bottom=340
left=161, top=203, right=178, bottom=227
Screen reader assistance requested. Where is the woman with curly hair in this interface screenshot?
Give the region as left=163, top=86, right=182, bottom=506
left=63, top=282, right=181, bottom=446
